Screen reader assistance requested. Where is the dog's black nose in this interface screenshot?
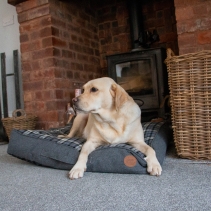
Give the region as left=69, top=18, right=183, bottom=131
left=72, top=97, right=78, bottom=103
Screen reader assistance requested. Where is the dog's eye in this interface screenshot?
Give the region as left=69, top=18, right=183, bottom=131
left=81, top=89, right=84, bottom=94
left=90, top=87, right=98, bottom=92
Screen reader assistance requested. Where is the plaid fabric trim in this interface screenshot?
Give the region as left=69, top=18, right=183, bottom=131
left=19, top=121, right=165, bottom=155
left=21, top=130, right=86, bottom=151
left=97, top=143, right=143, bottom=157
left=142, top=121, right=165, bottom=145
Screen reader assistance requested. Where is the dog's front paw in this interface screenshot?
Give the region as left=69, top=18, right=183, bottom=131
left=145, top=157, right=162, bottom=176
left=69, top=163, right=87, bottom=180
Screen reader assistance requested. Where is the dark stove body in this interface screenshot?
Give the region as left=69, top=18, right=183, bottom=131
left=107, top=47, right=169, bottom=122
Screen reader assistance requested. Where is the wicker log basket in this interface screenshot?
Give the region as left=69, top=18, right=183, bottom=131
left=165, top=48, right=211, bottom=160
left=2, top=109, right=37, bottom=139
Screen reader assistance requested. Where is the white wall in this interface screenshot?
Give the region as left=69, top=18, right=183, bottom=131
left=0, top=0, right=22, bottom=117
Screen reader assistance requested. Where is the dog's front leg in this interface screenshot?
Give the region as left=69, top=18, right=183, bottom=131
left=69, top=140, right=101, bottom=179
left=131, top=142, right=162, bottom=176
left=67, top=113, right=88, bottom=138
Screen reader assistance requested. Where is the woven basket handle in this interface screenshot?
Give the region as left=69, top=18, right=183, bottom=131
left=166, top=48, right=175, bottom=59
left=12, top=109, right=26, bottom=118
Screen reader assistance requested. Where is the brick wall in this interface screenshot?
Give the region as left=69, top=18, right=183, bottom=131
left=174, top=0, right=211, bottom=54
left=97, top=0, right=131, bottom=74
left=98, top=0, right=178, bottom=73
left=14, top=0, right=178, bottom=129
left=142, top=0, right=178, bottom=54
left=17, top=0, right=101, bottom=129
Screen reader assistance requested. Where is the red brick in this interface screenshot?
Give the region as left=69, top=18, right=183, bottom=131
left=200, top=18, right=211, bottom=31
left=21, top=52, right=31, bottom=61
left=112, top=26, right=130, bottom=36
left=32, top=47, right=54, bottom=60
left=16, top=0, right=39, bottom=13
left=31, top=61, right=41, bottom=71
left=116, top=7, right=128, bottom=26
left=55, top=78, right=71, bottom=89
left=42, top=57, right=57, bottom=68
left=62, top=60, right=71, bottom=68
left=20, top=34, right=29, bottom=43
left=81, top=29, right=92, bottom=39
left=43, top=68, right=56, bottom=78
left=18, top=12, right=29, bottom=23
left=23, top=101, right=33, bottom=111
left=52, top=27, right=60, bottom=36
left=42, top=37, right=53, bottom=48
left=19, top=24, right=31, bottom=34
left=62, top=50, right=74, bottom=58
left=67, top=23, right=80, bottom=34
left=40, top=26, right=52, bottom=38
left=54, top=68, right=63, bottom=78
left=89, top=56, right=100, bottom=65
left=200, top=44, right=211, bottom=50
left=20, top=16, right=51, bottom=33
left=30, top=70, right=44, bottom=80
left=35, top=91, right=43, bottom=100
left=28, top=5, right=50, bottom=21
left=37, top=0, right=49, bottom=6
left=79, top=11, right=90, bottom=22
left=71, top=34, right=78, bottom=42
left=46, top=110, right=59, bottom=121
left=34, top=101, right=46, bottom=111
left=193, top=4, right=208, bottom=16
left=179, top=46, right=198, bottom=55
left=51, top=17, right=66, bottom=29
left=44, top=79, right=56, bottom=89
left=52, top=37, right=67, bottom=47
left=174, top=0, right=185, bottom=7
left=23, top=81, right=44, bottom=91
left=55, top=90, right=64, bottom=99
left=24, top=92, right=34, bottom=102
left=53, top=48, right=61, bottom=57
left=46, top=100, right=57, bottom=110
left=83, top=46, right=94, bottom=55
left=69, top=43, right=83, bottom=52
left=95, top=49, right=100, bottom=56
left=197, top=30, right=211, bottom=44
left=83, top=38, right=91, bottom=46
left=22, top=72, right=30, bottom=83
left=20, top=42, right=30, bottom=53
left=32, top=40, right=42, bottom=50
left=178, top=33, right=196, bottom=47
left=66, top=70, right=73, bottom=79
left=40, top=15, right=52, bottom=27
left=159, top=32, right=178, bottom=42
left=22, top=62, right=32, bottom=72
left=30, top=31, right=40, bottom=41
left=77, top=53, right=88, bottom=61
left=99, top=30, right=105, bottom=39
left=175, top=6, right=194, bottom=21
left=185, top=0, right=209, bottom=6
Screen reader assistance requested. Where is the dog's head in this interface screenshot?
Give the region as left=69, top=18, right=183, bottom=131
left=73, top=77, right=131, bottom=113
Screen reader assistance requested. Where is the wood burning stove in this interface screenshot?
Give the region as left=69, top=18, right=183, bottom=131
left=107, top=47, right=169, bottom=122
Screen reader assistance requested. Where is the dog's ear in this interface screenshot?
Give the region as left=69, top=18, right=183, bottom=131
left=110, top=84, right=129, bottom=111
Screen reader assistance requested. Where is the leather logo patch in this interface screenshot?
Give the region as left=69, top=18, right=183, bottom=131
left=124, top=155, right=137, bottom=168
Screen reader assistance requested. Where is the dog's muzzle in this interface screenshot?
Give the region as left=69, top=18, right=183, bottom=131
left=72, top=97, right=85, bottom=113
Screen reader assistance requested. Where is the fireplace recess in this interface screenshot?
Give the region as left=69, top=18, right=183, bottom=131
left=107, top=47, right=169, bottom=122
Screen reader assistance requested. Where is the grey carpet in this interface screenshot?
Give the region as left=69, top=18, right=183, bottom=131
left=0, top=144, right=211, bottom=211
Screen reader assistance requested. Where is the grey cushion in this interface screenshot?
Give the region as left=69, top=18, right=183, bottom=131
left=7, top=121, right=172, bottom=174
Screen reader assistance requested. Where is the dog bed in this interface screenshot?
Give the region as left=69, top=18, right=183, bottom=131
left=7, top=121, right=172, bottom=174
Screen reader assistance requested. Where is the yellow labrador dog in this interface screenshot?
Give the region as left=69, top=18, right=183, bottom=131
left=66, top=77, right=162, bottom=179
